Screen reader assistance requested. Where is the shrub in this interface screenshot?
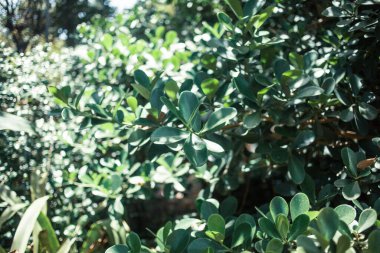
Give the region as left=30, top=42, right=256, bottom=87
left=1, top=0, right=380, bottom=252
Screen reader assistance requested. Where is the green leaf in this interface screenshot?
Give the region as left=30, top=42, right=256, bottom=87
left=296, top=235, right=319, bottom=253
left=288, top=214, right=310, bottom=241
left=206, top=214, right=225, bottom=243
left=288, top=155, right=306, bottom=184
left=349, top=74, right=362, bottom=96
left=250, top=6, right=274, bottom=30
left=184, top=134, right=208, bottom=167
left=179, top=91, right=200, bottom=127
left=340, top=108, right=354, bottom=122
left=303, top=51, right=318, bottom=71
left=316, top=208, right=340, bottom=241
left=321, top=77, right=336, bottom=95
left=231, top=223, right=252, bottom=248
left=259, top=217, right=281, bottom=239
left=217, top=12, right=233, bottom=30
left=233, top=75, right=256, bottom=102
left=293, top=130, right=315, bottom=149
left=105, top=245, right=130, bottom=253
left=322, top=6, right=349, bottom=17
left=151, top=127, right=189, bottom=144
left=201, top=107, right=237, bottom=134
left=359, top=102, right=378, bottom=120
left=188, top=238, right=224, bottom=253
left=275, top=214, right=289, bottom=240
left=166, top=229, right=190, bottom=253
left=243, top=111, right=261, bottom=129
left=127, top=97, right=138, bottom=112
left=225, top=0, right=244, bottom=18
left=164, top=80, right=179, bottom=100
left=161, top=96, right=186, bottom=123
left=11, top=196, right=49, bottom=253
left=127, top=232, right=141, bottom=253
left=342, top=181, right=361, bottom=200
left=207, top=214, right=225, bottom=235
left=334, top=205, right=356, bottom=225
left=357, top=209, right=377, bottom=233
left=220, top=196, right=238, bottom=218
left=201, top=200, right=219, bottom=220
left=290, top=193, right=310, bottom=221
left=270, top=196, right=289, bottom=220
left=341, top=147, right=358, bottom=177
left=336, top=235, right=351, bottom=253
left=294, top=86, right=324, bottom=99
left=0, top=112, right=35, bottom=135
left=201, top=78, right=219, bottom=99
left=265, top=238, right=283, bottom=253
left=244, top=0, right=266, bottom=16
left=48, top=86, right=71, bottom=106
left=367, top=230, right=380, bottom=253
left=134, top=69, right=151, bottom=88
left=37, top=213, right=60, bottom=253
left=234, top=213, right=256, bottom=237
left=101, top=33, right=113, bottom=51
left=204, top=139, right=224, bottom=153
left=289, top=52, right=304, bottom=69
left=131, top=83, right=151, bottom=100
left=274, top=58, right=290, bottom=81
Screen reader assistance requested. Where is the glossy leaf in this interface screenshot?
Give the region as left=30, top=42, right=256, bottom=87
left=316, top=208, right=340, bottom=241
left=290, top=193, right=310, bottom=221
left=288, top=154, right=306, bottom=184
left=151, top=127, right=189, bottom=144
left=201, top=107, right=237, bottom=134
left=270, top=196, right=289, bottom=220
left=357, top=209, right=377, bottom=233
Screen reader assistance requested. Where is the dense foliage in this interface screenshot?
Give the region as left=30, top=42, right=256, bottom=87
left=1, top=0, right=380, bottom=252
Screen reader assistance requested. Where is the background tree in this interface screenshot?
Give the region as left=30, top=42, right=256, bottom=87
left=0, top=0, right=114, bottom=52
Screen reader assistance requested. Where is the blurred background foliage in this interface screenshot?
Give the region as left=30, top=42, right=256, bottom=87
left=0, top=0, right=380, bottom=252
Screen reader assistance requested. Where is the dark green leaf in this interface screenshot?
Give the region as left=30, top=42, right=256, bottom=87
left=166, top=229, right=190, bottom=253
left=359, top=102, right=378, bottom=120
left=293, top=130, right=316, bottom=149
left=316, top=208, right=340, bottom=241
left=342, top=181, right=361, bottom=200
left=243, top=111, right=261, bottom=129
left=290, top=193, right=310, bottom=221
left=270, top=196, right=289, bottom=220
left=127, top=232, right=141, bottom=253
left=341, top=147, right=358, bottom=177
left=134, top=69, right=151, bottom=88
left=151, top=127, right=189, bottom=144
left=225, top=0, right=244, bottom=18
left=201, top=108, right=237, bottom=134
left=288, top=214, right=310, bottom=241
left=258, top=218, right=281, bottom=239
left=275, top=214, right=289, bottom=240
left=184, top=134, right=208, bottom=167
left=294, top=86, right=324, bottom=99
left=244, top=0, right=266, bottom=16
left=105, top=245, right=130, bottom=253
left=265, top=238, right=283, bottom=253
left=288, top=155, right=306, bottom=184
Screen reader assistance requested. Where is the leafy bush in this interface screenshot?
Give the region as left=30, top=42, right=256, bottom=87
left=1, top=0, right=380, bottom=252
